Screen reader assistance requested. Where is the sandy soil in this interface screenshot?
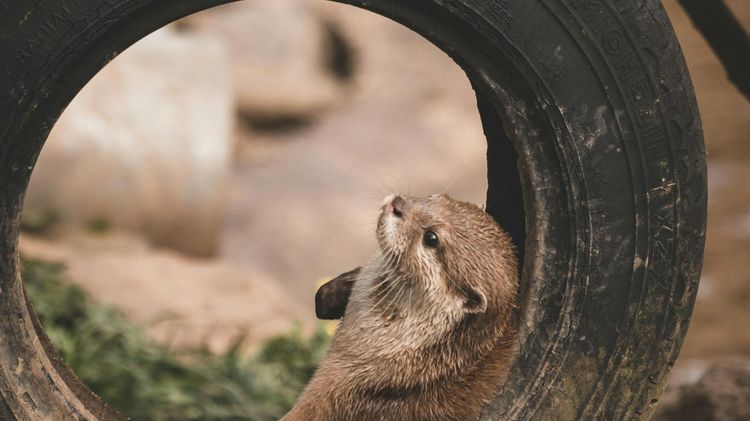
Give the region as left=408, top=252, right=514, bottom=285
left=20, top=231, right=306, bottom=351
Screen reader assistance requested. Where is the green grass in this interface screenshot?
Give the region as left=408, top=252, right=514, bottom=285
left=22, top=257, right=329, bottom=421
left=20, top=208, right=60, bottom=234
left=87, top=217, right=112, bottom=234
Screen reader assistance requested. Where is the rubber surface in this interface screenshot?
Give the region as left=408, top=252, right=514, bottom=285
left=0, top=0, right=706, bottom=419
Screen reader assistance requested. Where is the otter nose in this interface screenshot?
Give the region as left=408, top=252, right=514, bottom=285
left=385, top=195, right=406, bottom=218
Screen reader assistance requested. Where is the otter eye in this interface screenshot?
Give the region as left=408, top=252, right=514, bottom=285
left=423, top=231, right=439, bottom=248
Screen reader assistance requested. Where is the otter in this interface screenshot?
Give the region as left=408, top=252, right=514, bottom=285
left=283, top=193, right=518, bottom=421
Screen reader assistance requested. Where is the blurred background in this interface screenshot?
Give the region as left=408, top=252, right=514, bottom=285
left=17, top=0, right=749, bottom=419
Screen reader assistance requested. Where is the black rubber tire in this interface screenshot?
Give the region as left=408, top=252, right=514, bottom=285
left=0, top=0, right=706, bottom=419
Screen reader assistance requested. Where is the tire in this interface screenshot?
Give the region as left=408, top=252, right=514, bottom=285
left=0, top=0, right=706, bottom=419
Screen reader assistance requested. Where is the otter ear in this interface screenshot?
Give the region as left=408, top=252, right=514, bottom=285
left=462, top=286, right=488, bottom=314
left=315, top=267, right=361, bottom=320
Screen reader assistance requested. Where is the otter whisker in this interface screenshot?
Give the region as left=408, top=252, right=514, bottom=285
left=370, top=275, right=404, bottom=311
left=385, top=280, right=409, bottom=317
left=407, top=280, right=414, bottom=313
left=368, top=273, right=393, bottom=291
left=367, top=253, right=402, bottom=290
left=369, top=268, right=398, bottom=294
left=441, top=172, right=463, bottom=195
left=372, top=274, right=402, bottom=302
left=367, top=259, right=398, bottom=290
left=384, top=271, right=412, bottom=315
left=368, top=275, right=392, bottom=294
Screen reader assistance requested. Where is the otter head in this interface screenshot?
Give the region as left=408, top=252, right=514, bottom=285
left=372, top=193, right=517, bottom=320
left=315, top=193, right=517, bottom=324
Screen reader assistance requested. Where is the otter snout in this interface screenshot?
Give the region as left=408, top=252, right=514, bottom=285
left=383, top=194, right=406, bottom=218
left=378, top=194, right=408, bottom=252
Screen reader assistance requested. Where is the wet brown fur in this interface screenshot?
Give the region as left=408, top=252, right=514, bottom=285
left=283, top=194, right=518, bottom=420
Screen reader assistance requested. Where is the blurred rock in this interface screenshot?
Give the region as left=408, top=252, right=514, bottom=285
left=178, top=0, right=349, bottom=120
left=25, top=27, right=234, bottom=256
left=20, top=231, right=306, bottom=352
left=654, top=356, right=750, bottom=421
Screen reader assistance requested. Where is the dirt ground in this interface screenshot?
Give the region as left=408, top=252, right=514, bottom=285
left=19, top=0, right=750, bottom=383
